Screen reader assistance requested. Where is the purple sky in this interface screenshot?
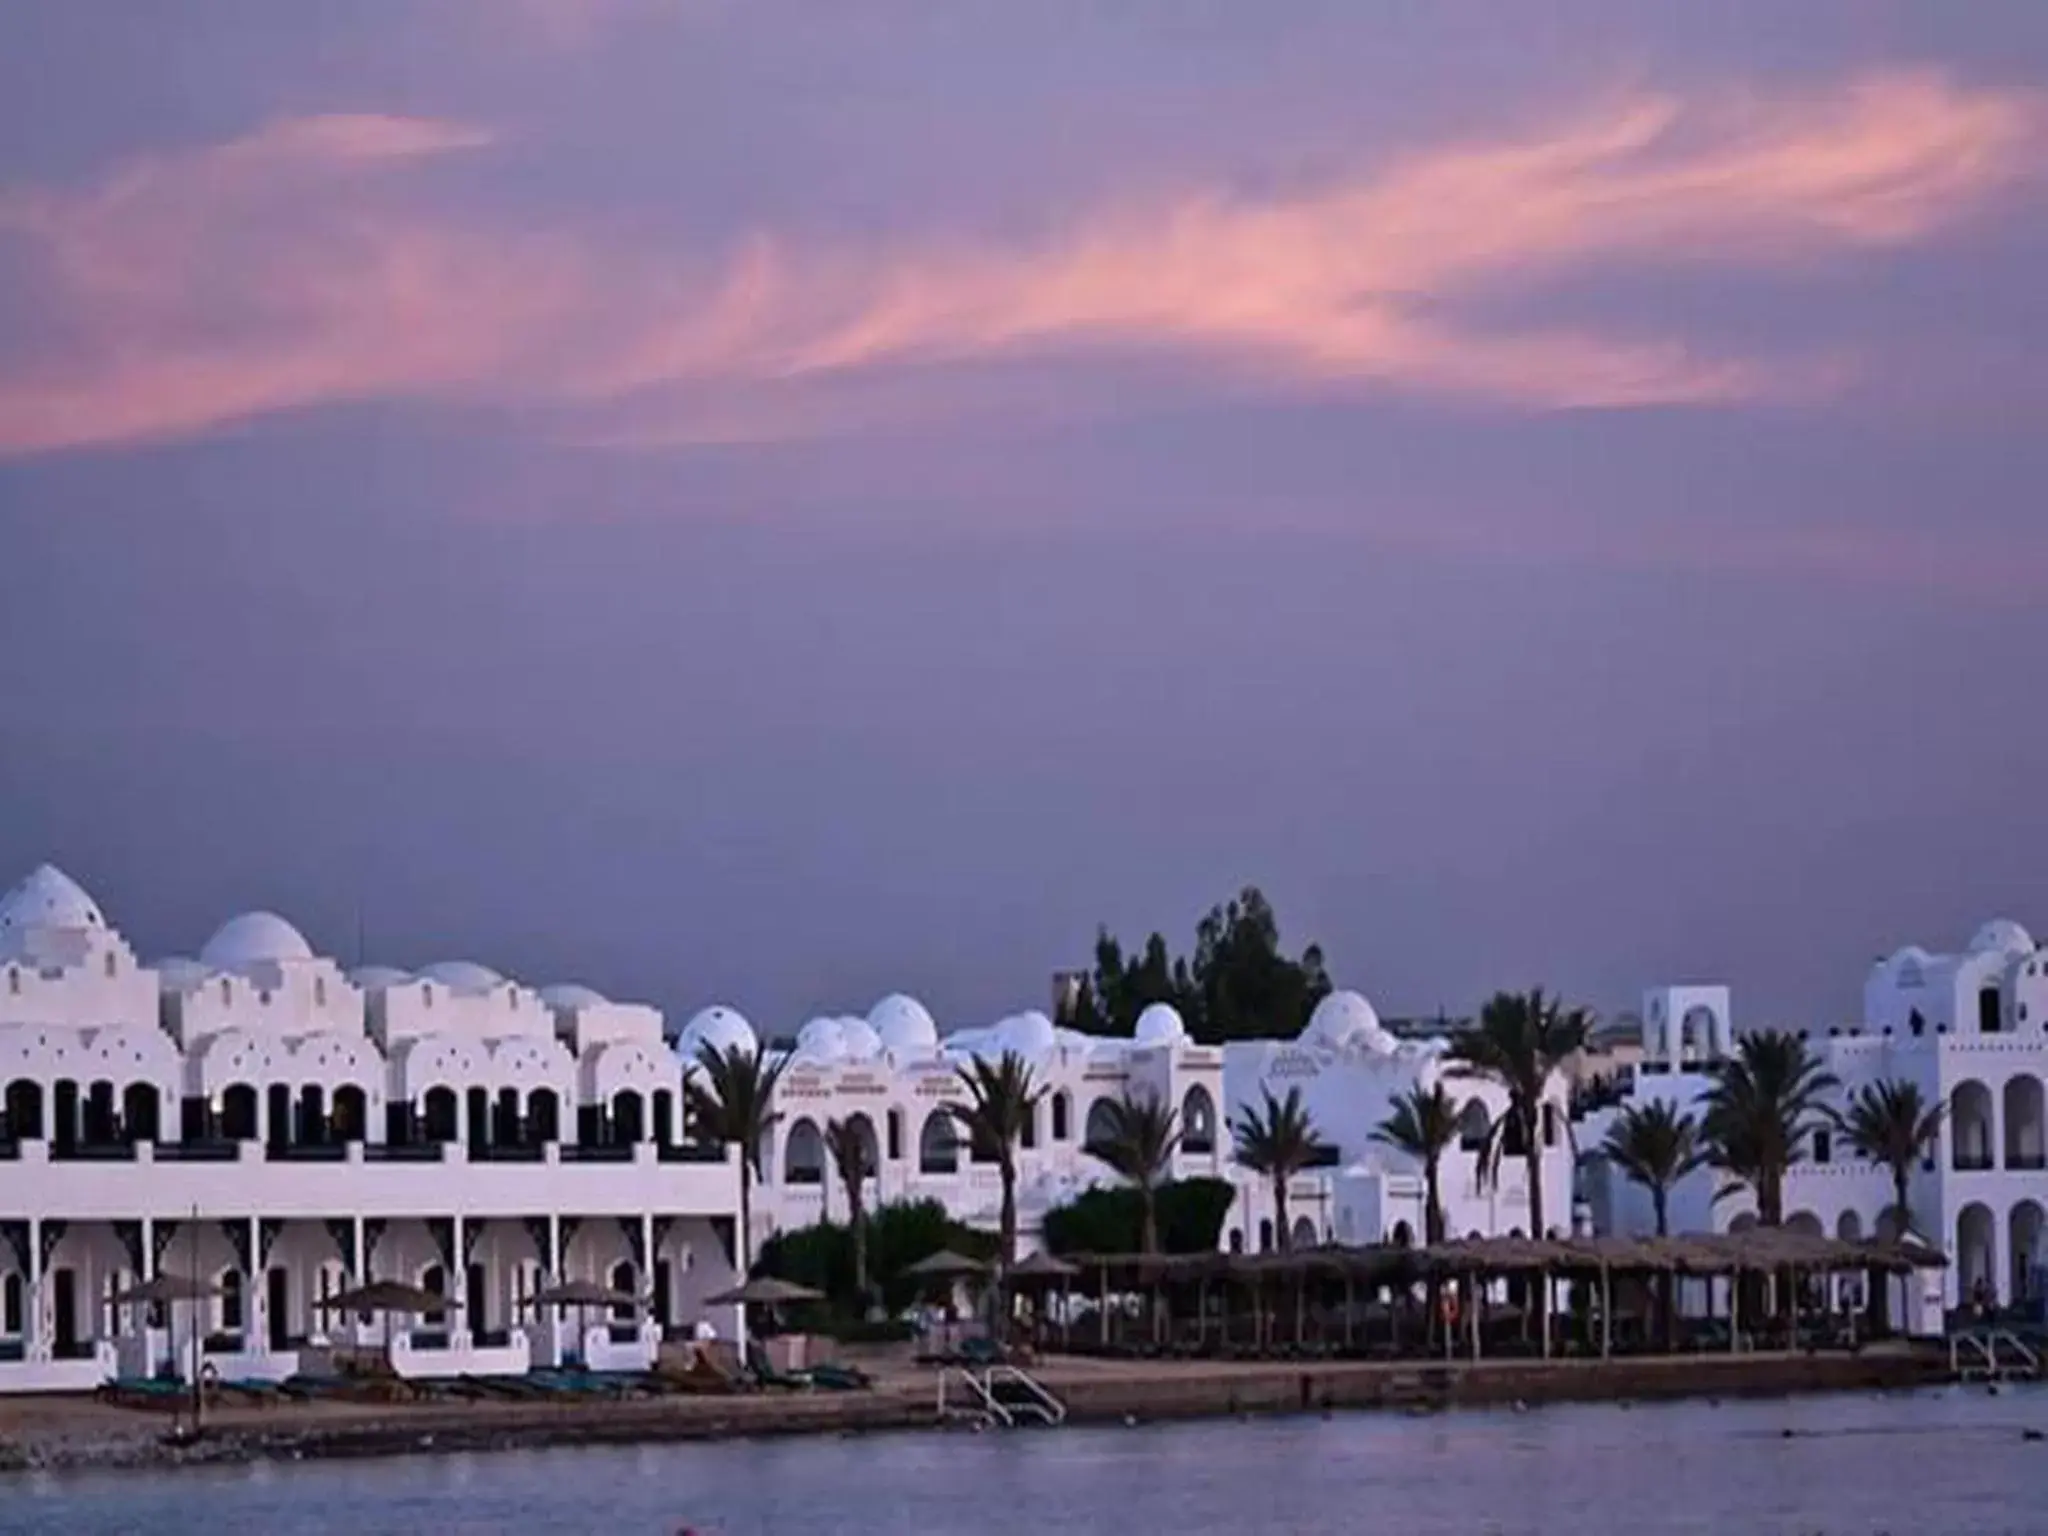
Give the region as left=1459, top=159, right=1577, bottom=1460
left=2, top=2, right=2044, bottom=1031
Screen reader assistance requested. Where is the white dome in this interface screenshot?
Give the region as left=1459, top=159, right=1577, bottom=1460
left=349, top=965, right=414, bottom=990
left=795, top=1016, right=848, bottom=1062
left=200, top=910, right=315, bottom=971
left=677, top=1004, right=757, bottom=1062
left=996, top=1010, right=1058, bottom=1058
left=1300, top=990, right=1393, bottom=1053
left=835, top=1016, right=883, bottom=1060
left=539, top=983, right=609, bottom=1011
left=1133, top=1002, right=1190, bottom=1047
left=1969, top=919, right=2035, bottom=957
left=419, top=960, right=505, bottom=993
left=868, top=993, right=939, bottom=1055
left=0, top=864, right=106, bottom=933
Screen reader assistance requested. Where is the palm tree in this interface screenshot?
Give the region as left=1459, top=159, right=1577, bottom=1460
left=1700, top=1029, right=1838, bottom=1226
left=1599, top=1099, right=1708, bottom=1237
left=1836, top=1079, right=1943, bottom=1239
left=685, top=1041, right=790, bottom=1275
left=1445, top=988, right=1591, bottom=1238
left=1231, top=1086, right=1333, bottom=1252
left=824, top=1117, right=877, bottom=1306
left=1371, top=1083, right=1459, bottom=1243
left=1083, top=1092, right=1183, bottom=1253
left=945, top=1050, right=1047, bottom=1268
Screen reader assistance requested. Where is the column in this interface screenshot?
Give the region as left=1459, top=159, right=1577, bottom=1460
left=26, top=1217, right=44, bottom=1361
left=451, top=1214, right=470, bottom=1347
left=247, top=1215, right=265, bottom=1356
left=641, top=1212, right=656, bottom=1340
left=351, top=1215, right=366, bottom=1282
left=546, top=1214, right=563, bottom=1366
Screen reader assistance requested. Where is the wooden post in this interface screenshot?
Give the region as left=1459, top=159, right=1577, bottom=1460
left=1468, top=1271, right=1481, bottom=1360
left=1729, top=1267, right=1741, bottom=1353
left=1540, top=1267, right=1551, bottom=1359
left=1600, top=1264, right=1612, bottom=1359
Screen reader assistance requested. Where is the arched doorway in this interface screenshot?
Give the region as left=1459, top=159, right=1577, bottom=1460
left=1957, top=1202, right=1997, bottom=1306
left=1951, top=1081, right=1994, bottom=1170
left=221, top=1083, right=259, bottom=1141
left=785, top=1118, right=825, bottom=1184
left=528, top=1088, right=561, bottom=1145
left=298, top=1084, right=326, bottom=1145
left=332, top=1085, right=367, bottom=1143
left=1835, top=1210, right=1864, bottom=1241
left=121, top=1083, right=160, bottom=1144
left=1084, top=1098, right=1120, bottom=1149
left=609, top=1261, right=638, bottom=1327
left=2010, top=1201, right=2044, bottom=1303
left=422, top=1087, right=459, bottom=1144
left=1290, top=1217, right=1318, bottom=1250
left=3, top=1079, right=43, bottom=1140
left=611, top=1089, right=645, bottom=1145
left=2004, top=1077, right=2044, bottom=1169
left=917, top=1111, right=958, bottom=1175
left=1180, top=1085, right=1216, bottom=1153
left=1458, top=1100, right=1490, bottom=1152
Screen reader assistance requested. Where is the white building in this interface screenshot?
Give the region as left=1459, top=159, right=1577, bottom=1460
left=0, top=865, right=743, bottom=1395
left=1583, top=919, right=2047, bottom=1311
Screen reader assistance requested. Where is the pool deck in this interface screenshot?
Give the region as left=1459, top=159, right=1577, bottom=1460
left=0, top=1344, right=1954, bottom=1475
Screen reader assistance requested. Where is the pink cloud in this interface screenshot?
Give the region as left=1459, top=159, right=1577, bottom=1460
left=0, top=73, right=2033, bottom=458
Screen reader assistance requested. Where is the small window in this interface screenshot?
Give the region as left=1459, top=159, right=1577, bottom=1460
left=7, top=969, right=18, bottom=996
left=422, top=986, right=433, bottom=1008
left=314, top=978, right=326, bottom=1007
left=104, top=953, right=117, bottom=978
left=2, top=1271, right=20, bottom=1333
left=1813, top=1129, right=1832, bottom=1165
left=885, top=1109, right=902, bottom=1162
left=220, top=979, right=232, bottom=1006
left=1051, top=1093, right=1070, bottom=1142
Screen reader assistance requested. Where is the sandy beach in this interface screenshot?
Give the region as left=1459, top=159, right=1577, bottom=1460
left=0, top=1343, right=1952, bottom=1476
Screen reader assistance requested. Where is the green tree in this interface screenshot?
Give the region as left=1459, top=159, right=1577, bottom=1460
left=1082, top=1092, right=1183, bottom=1252
left=1042, top=1178, right=1236, bottom=1256
left=944, top=1051, right=1048, bottom=1267
left=1371, top=1083, right=1459, bottom=1243
left=756, top=1199, right=998, bottom=1319
left=824, top=1117, right=876, bottom=1306
left=1059, top=886, right=1331, bottom=1043
left=1836, top=1079, right=1943, bottom=1239
left=1230, top=1086, right=1334, bottom=1251
left=1445, top=988, right=1590, bottom=1238
left=685, top=1040, right=790, bottom=1274
left=1599, top=1099, right=1708, bottom=1236
left=1700, top=1029, right=1839, bottom=1226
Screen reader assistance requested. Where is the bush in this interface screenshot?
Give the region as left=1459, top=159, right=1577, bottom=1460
left=1041, top=1177, right=1236, bottom=1257
left=754, top=1198, right=1000, bottom=1318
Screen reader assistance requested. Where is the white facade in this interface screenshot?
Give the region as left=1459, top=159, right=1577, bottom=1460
left=0, top=865, right=742, bottom=1395
left=1583, top=918, right=2047, bottom=1311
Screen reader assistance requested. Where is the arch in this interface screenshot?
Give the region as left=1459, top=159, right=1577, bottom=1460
left=611, top=1088, right=646, bottom=1145
left=494, top=1086, right=521, bottom=1146
left=1084, top=1098, right=1121, bottom=1148
left=221, top=1082, right=259, bottom=1141
left=298, top=1083, right=326, bottom=1145
left=3, top=1272, right=20, bottom=1335
left=1835, top=1210, right=1864, bottom=1242
left=2003, top=1076, right=2044, bottom=1169
left=121, top=1082, right=160, bottom=1143
left=332, top=1084, right=367, bottom=1143
left=1180, top=1084, right=1216, bottom=1153
left=1290, top=1216, right=1318, bottom=1249
left=1457, top=1099, right=1490, bottom=1153
left=1391, top=1220, right=1415, bottom=1247
left=421, top=1086, right=459, bottom=1144
left=1875, top=1207, right=1904, bottom=1243
left=1227, top=1228, right=1244, bottom=1254
left=652, top=1089, right=675, bottom=1146
left=840, top=1112, right=880, bottom=1182
left=1258, top=1219, right=1274, bottom=1254
left=1784, top=1211, right=1824, bottom=1237
left=1958, top=1202, right=1998, bottom=1306
left=1952, top=1080, right=1994, bottom=1171
left=218, top=1268, right=244, bottom=1334
left=918, top=1110, right=959, bottom=1175
left=528, top=1088, right=561, bottom=1145
left=1050, top=1092, right=1070, bottom=1143
left=2010, top=1201, right=2044, bottom=1303
left=609, top=1260, right=638, bottom=1324
left=785, top=1117, right=825, bottom=1185
left=1728, top=1211, right=1759, bottom=1234
left=83, top=1080, right=116, bottom=1144
left=420, top=1264, right=448, bottom=1326
left=885, top=1107, right=903, bottom=1161
left=3, top=1079, right=42, bottom=1140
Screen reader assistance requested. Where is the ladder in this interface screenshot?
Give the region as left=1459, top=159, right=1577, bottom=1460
left=1952, top=1329, right=2042, bottom=1382
left=936, top=1364, right=1067, bottom=1427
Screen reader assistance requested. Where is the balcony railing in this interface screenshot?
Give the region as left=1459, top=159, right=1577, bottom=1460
left=154, top=1140, right=240, bottom=1162
left=657, top=1142, right=728, bottom=1164
left=2005, top=1153, right=2047, bottom=1171
left=470, top=1142, right=547, bottom=1163
left=1953, top=1153, right=1995, bottom=1172
left=266, top=1142, right=349, bottom=1162
left=559, top=1143, right=633, bottom=1163
left=363, top=1142, right=444, bottom=1163
left=49, top=1141, right=138, bottom=1162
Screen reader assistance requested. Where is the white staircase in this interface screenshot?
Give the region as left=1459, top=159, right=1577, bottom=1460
left=1951, top=1329, right=2041, bottom=1382
left=936, top=1364, right=1067, bottom=1427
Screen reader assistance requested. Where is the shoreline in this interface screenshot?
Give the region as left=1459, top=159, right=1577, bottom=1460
left=0, top=1347, right=1958, bottom=1478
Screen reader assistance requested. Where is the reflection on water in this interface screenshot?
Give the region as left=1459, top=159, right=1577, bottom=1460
left=12, top=1386, right=2048, bottom=1536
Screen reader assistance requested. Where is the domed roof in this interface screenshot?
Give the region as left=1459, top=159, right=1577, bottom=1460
left=836, top=1016, right=883, bottom=1060
left=995, top=1011, right=1058, bottom=1058
left=419, top=960, right=504, bottom=993
left=1133, top=1002, right=1190, bottom=1047
left=349, top=965, right=413, bottom=990
left=795, top=1016, right=848, bottom=1062
left=0, top=864, right=106, bottom=933
left=868, top=993, right=939, bottom=1055
left=1969, top=919, right=2035, bottom=957
left=539, top=983, right=609, bottom=1011
left=200, top=910, right=314, bottom=971
left=677, top=1004, right=757, bottom=1062
left=1300, top=990, right=1394, bottom=1054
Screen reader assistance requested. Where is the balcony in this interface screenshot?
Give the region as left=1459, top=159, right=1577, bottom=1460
left=363, top=1142, right=444, bottom=1163
left=154, top=1140, right=240, bottom=1162
left=265, top=1142, right=349, bottom=1163
left=2005, top=1153, right=2047, bottom=1172
left=559, top=1143, right=633, bottom=1163
left=470, top=1142, right=547, bottom=1163
left=49, top=1141, right=138, bottom=1163
left=1952, top=1153, right=1995, bottom=1173
left=657, top=1141, right=727, bottom=1164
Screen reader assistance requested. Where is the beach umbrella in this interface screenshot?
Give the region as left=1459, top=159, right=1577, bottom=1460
left=900, top=1249, right=989, bottom=1280
left=1008, top=1251, right=1078, bottom=1280
left=702, top=1275, right=825, bottom=1307
left=530, top=1278, right=642, bottom=1309
left=316, top=1279, right=460, bottom=1315
left=109, top=1272, right=221, bottom=1305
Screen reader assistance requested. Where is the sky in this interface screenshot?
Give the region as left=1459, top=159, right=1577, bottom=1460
left=2, top=1, right=2044, bottom=1033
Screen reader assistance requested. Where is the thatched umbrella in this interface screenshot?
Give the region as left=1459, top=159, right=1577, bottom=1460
left=1009, top=1251, right=1079, bottom=1350
left=900, top=1248, right=989, bottom=1280
left=702, top=1275, right=824, bottom=1307
left=109, top=1272, right=221, bottom=1306
left=528, top=1278, right=643, bottom=1364
left=317, top=1279, right=459, bottom=1316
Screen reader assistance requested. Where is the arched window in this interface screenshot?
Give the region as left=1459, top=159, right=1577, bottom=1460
left=918, top=1110, right=959, bottom=1175
left=313, top=978, right=327, bottom=1008
left=122, top=1083, right=161, bottom=1144
left=1541, top=1102, right=1559, bottom=1148
left=219, top=1270, right=243, bottom=1333
left=1050, top=1093, right=1070, bottom=1142
left=885, top=1109, right=903, bottom=1161
left=332, top=1085, right=367, bottom=1143
left=1084, top=1099, right=1120, bottom=1148
left=609, top=1261, right=637, bottom=1325
left=421, top=1265, right=447, bottom=1326
left=652, top=1089, right=675, bottom=1146
left=1391, top=1220, right=1415, bottom=1247
left=422, top=1086, right=459, bottom=1144
left=1257, top=1219, right=1274, bottom=1254
left=1457, top=1100, right=1491, bottom=1152
left=220, top=979, right=232, bottom=1006
left=495, top=1087, right=520, bottom=1146
left=221, top=1083, right=259, bottom=1140
left=4, top=1079, right=45, bottom=1140
left=104, top=952, right=117, bottom=978
left=529, top=1088, right=561, bottom=1145
left=611, top=1089, right=646, bottom=1145
left=298, top=1084, right=326, bottom=1146
left=785, top=1118, right=825, bottom=1184
left=1227, top=1228, right=1244, bottom=1254
left=2, top=1272, right=20, bottom=1334
left=1180, top=1085, right=1216, bottom=1154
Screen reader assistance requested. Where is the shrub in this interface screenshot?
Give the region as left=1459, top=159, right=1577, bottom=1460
left=1041, top=1177, right=1236, bottom=1256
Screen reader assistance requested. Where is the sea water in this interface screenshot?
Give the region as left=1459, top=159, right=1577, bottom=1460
left=9, top=1385, right=2046, bottom=1535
